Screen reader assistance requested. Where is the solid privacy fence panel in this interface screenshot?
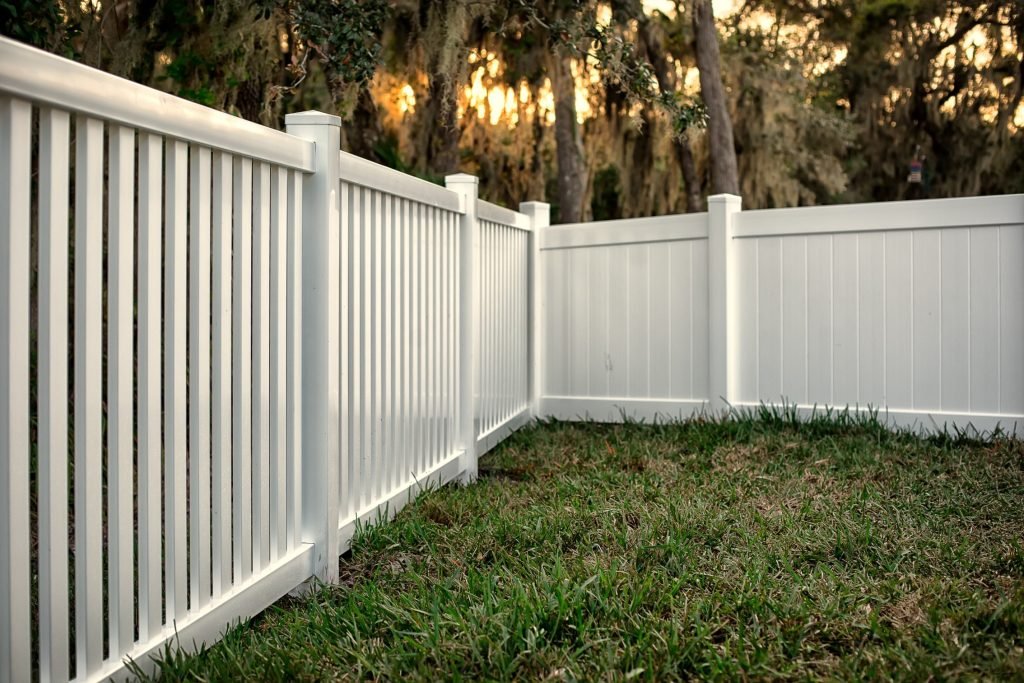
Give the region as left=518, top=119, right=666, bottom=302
left=732, top=197, right=1024, bottom=424
left=540, top=213, right=710, bottom=420
left=538, top=194, right=1024, bottom=434
left=2, top=33, right=1022, bottom=683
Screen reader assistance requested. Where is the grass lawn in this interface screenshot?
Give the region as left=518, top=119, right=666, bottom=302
left=145, top=414, right=1024, bottom=681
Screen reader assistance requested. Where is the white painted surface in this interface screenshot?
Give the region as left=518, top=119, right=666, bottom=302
left=540, top=194, right=1024, bottom=434
left=5, top=35, right=1022, bottom=683
left=734, top=200, right=1024, bottom=426
left=477, top=218, right=531, bottom=439
left=541, top=225, right=710, bottom=404
left=0, top=64, right=317, bottom=677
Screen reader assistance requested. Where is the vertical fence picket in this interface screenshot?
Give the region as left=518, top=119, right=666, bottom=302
left=254, top=162, right=271, bottom=572
left=509, top=229, right=516, bottom=416
left=492, top=225, right=499, bottom=427
left=286, top=169, right=303, bottom=549
left=360, top=187, right=372, bottom=511
left=37, top=106, right=70, bottom=683
left=271, top=166, right=288, bottom=559
left=189, top=144, right=212, bottom=611
left=392, top=200, right=402, bottom=488
left=441, top=212, right=450, bottom=459
left=109, top=124, right=136, bottom=653
left=233, top=156, right=254, bottom=582
left=211, top=151, right=233, bottom=596
left=415, top=203, right=425, bottom=473
left=502, top=226, right=508, bottom=420
left=138, top=132, right=163, bottom=641
left=488, top=224, right=496, bottom=431
left=74, top=114, right=104, bottom=676
left=350, top=184, right=362, bottom=520
left=451, top=213, right=458, bottom=454
left=164, top=138, right=189, bottom=623
left=428, top=208, right=437, bottom=465
left=356, top=187, right=368, bottom=511
left=0, top=94, right=31, bottom=683
left=373, top=190, right=383, bottom=501
left=340, top=181, right=351, bottom=525
left=401, top=200, right=411, bottom=485
left=435, top=209, right=444, bottom=463
left=384, top=195, right=395, bottom=493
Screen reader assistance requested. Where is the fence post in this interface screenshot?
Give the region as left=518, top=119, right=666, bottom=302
left=446, top=174, right=480, bottom=482
left=285, top=111, right=340, bottom=584
left=707, top=194, right=742, bottom=415
left=520, top=201, right=550, bottom=419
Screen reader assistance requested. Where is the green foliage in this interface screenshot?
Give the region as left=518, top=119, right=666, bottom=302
left=514, top=1, right=709, bottom=136
left=2, top=0, right=1020, bottom=207
left=287, top=0, right=390, bottom=92
left=0, top=0, right=77, bottom=54
left=145, top=417, right=1024, bottom=680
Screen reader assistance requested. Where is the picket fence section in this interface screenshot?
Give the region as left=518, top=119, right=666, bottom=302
left=539, top=194, right=1024, bottom=434
left=475, top=200, right=534, bottom=453
left=0, top=38, right=536, bottom=683
left=2, top=34, right=1024, bottom=683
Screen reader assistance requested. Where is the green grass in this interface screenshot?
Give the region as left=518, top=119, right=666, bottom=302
left=142, top=413, right=1024, bottom=681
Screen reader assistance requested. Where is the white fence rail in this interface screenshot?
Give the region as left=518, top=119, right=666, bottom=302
left=2, top=33, right=1023, bottom=683
left=539, top=194, right=1024, bottom=434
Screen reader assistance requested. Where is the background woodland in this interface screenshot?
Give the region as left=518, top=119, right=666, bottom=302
left=3, top=0, right=1021, bottom=222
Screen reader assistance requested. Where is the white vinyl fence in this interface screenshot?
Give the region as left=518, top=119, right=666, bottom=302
left=475, top=200, right=533, bottom=453
left=0, top=37, right=535, bottom=683
left=2, top=33, right=1022, bottom=683
left=539, top=194, right=1024, bottom=434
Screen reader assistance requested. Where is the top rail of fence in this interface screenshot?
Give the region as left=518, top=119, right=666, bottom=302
left=339, top=150, right=462, bottom=213
left=541, top=212, right=709, bottom=250
left=736, top=193, right=1024, bottom=239
left=478, top=199, right=531, bottom=231
left=0, top=36, right=315, bottom=172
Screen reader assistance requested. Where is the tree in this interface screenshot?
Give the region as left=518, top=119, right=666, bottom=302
left=552, top=45, right=590, bottom=222
left=691, top=0, right=739, bottom=195
left=634, top=9, right=702, bottom=212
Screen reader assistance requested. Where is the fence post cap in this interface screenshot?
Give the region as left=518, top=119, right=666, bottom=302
left=445, top=173, right=479, bottom=187
left=707, top=193, right=742, bottom=206
left=285, top=110, right=341, bottom=127
left=519, top=201, right=550, bottom=226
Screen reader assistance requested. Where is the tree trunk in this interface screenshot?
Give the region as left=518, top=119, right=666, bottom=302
left=553, top=51, right=587, bottom=223
left=691, top=0, right=739, bottom=196
left=637, top=16, right=704, bottom=212
left=675, top=136, right=702, bottom=213
left=427, top=72, right=462, bottom=175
